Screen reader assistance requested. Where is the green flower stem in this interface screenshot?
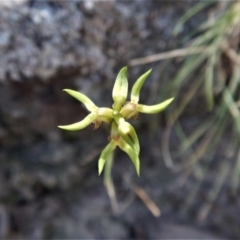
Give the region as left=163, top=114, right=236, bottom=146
left=104, top=151, right=119, bottom=213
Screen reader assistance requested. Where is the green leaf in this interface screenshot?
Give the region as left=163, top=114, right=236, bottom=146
left=118, top=138, right=140, bottom=176
left=131, top=69, right=152, bottom=103
left=58, top=112, right=97, bottom=131
left=173, top=1, right=216, bottom=35
left=137, top=98, right=174, bottom=114
left=112, top=67, right=128, bottom=111
left=98, top=141, right=116, bottom=175
left=63, top=89, right=97, bottom=112
left=205, top=48, right=219, bottom=110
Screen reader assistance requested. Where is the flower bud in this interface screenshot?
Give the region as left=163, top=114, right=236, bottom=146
left=120, top=102, right=138, bottom=119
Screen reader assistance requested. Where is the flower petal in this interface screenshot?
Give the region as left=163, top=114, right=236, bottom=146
left=118, top=121, right=140, bottom=155
left=118, top=138, right=140, bottom=176
left=131, top=69, right=152, bottom=103
left=63, top=89, right=97, bottom=112
left=137, top=98, right=174, bottom=114
left=98, top=141, right=116, bottom=175
left=112, top=67, right=128, bottom=111
left=58, top=112, right=97, bottom=131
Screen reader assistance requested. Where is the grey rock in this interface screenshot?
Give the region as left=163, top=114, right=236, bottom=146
left=0, top=1, right=237, bottom=239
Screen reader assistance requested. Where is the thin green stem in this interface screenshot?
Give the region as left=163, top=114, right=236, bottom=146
left=104, top=152, right=119, bottom=214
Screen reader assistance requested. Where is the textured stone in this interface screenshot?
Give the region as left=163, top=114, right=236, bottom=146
left=0, top=1, right=236, bottom=239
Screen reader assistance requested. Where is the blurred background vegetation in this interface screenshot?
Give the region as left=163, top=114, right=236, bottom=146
left=0, top=0, right=239, bottom=239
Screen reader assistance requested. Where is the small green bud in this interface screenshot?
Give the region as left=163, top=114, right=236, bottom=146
left=119, top=102, right=138, bottom=119
left=58, top=112, right=97, bottom=131
left=92, top=108, right=114, bottom=129
left=131, top=69, right=152, bottom=103
left=137, top=98, right=174, bottom=114
left=112, top=67, right=128, bottom=111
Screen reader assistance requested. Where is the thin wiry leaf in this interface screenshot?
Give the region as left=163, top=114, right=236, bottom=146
left=232, top=148, right=240, bottom=193
left=199, top=161, right=230, bottom=220
left=173, top=1, right=217, bottom=35
left=205, top=48, right=219, bottom=110
left=177, top=117, right=215, bottom=155
left=172, top=54, right=207, bottom=92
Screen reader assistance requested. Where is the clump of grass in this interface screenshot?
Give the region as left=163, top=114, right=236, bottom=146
left=130, top=1, right=240, bottom=220
left=165, top=1, right=240, bottom=219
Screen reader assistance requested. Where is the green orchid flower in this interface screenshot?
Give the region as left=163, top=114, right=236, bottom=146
left=58, top=67, right=174, bottom=176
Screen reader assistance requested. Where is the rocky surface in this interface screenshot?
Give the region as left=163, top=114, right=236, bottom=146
left=0, top=0, right=239, bottom=239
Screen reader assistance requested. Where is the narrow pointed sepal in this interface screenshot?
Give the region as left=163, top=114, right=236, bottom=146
left=98, top=141, right=116, bottom=175
left=58, top=112, right=97, bottom=131
left=118, top=138, right=140, bottom=176
left=118, top=121, right=140, bottom=155
left=112, top=67, right=128, bottom=111
left=137, top=98, right=174, bottom=114
left=131, top=69, right=152, bottom=103
left=63, top=89, right=97, bottom=112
